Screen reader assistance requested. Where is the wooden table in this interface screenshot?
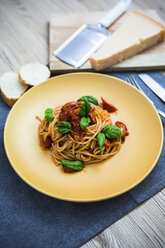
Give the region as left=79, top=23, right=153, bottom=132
left=0, top=0, right=164, bottom=247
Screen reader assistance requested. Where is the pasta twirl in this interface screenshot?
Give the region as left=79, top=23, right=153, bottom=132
left=37, top=97, right=128, bottom=173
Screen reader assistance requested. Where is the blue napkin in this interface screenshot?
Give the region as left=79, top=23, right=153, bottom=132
left=0, top=72, right=164, bottom=248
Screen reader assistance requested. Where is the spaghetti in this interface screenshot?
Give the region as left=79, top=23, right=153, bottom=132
left=37, top=96, right=128, bottom=173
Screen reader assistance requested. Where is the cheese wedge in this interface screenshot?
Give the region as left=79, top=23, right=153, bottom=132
left=90, top=11, right=165, bottom=71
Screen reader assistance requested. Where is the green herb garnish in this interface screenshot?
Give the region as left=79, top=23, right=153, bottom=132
left=57, top=121, right=72, bottom=134
left=103, top=125, right=123, bottom=139
left=61, top=160, right=84, bottom=171
left=97, top=132, right=105, bottom=154
left=45, top=108, right=54, bottom=122
left=78, top=95, right=98, bottom=106
left=79, top=99, right=91, bottom=117
left=80, top=117, right=90, bottom=130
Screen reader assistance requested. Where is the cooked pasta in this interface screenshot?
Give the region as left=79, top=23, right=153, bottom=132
left=37, top=96, right=128, bottom=173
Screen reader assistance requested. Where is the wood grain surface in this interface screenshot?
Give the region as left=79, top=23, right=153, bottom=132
left=0, top=0, right=165, bottom=247
left=49, top=10, right=165, bottom=73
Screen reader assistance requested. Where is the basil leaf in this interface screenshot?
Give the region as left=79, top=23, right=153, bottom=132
left=80, top=117, right=90, bottom=130
left=45, top=108, right=54, bottom=122
left=61, top=160, right=84, bottom=171
left=97, top=132, right=105, bottom=154
left=80, top=101, right=91, bottom=117
left=78, top=96, right=87, bottom=102
left=45, top=113, right=54, bottom=122
left=45, top=108, right=53, bottom=114
left=78, top=95, right=98, bottom=106
left=58, top=121, right=72, bottom=134
left=58, top=121, right=71, bottom=128
left=103, top=125, right=123, bottom=139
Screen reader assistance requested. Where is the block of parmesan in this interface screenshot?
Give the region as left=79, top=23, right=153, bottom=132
left=90, top=11, right=165, bottom=71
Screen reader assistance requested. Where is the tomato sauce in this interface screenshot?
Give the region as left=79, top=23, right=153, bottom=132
left=59, top=101, right=96, bottom=141
left=101, top=97, right=118, bottom=112
left=115, top=121, right=129, bottom=142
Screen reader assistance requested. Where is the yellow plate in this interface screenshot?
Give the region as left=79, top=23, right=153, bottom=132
left=4, top=73, right=163, bottom=202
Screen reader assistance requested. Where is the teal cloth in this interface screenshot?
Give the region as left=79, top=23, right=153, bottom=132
left=0, top=72, right=164, bottom=248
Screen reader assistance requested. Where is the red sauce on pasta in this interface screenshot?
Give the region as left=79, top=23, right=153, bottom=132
left=59, top=102, right=96, bottom=141
left=115, top=121, right=129, bottom=142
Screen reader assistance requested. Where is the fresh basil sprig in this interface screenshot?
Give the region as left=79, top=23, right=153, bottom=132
left=80, top=100, right=91, bottom=117
left=103, top=125, right=123, bottom=139
left=97, top=132, right=105, bottom=154
left=78, top=95, right=98, bottom=106
left=80, top=117, right=90, bottom=130
left=57, top=121, right=72, bottom=134
left=45, top=108, right=54, bottom=122
left=61, top=160, right=84, bottom=171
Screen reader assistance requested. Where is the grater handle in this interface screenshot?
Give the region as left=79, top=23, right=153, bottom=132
left=99, top=0, right=131, bottom=28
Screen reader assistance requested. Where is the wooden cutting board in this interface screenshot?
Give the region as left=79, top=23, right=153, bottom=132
left=49, top=10, right=165, bottom=74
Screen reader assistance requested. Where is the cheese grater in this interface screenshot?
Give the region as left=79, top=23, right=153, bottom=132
left=54, top=0, right=131, bottom=68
